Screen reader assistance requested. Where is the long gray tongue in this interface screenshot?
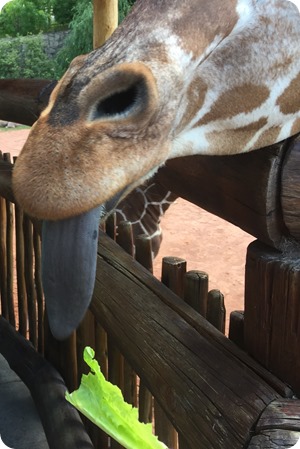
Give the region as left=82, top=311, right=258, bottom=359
left=42, top=206, right=104, bottom=340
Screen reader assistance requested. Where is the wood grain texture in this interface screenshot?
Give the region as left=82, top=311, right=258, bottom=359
left=281, top=135, right=300, bottom=240
left=248, top=399, right=300, bottom=448
left=229, top=311, right=244, bottom=349
left=257, top=399, right=300, bottom=432
left=156, top=142, right=288, bottom=248
left=244, top=240, right=300, bottom=396
left=91, top=231, right=288, bottom=449
left=0, top=79, right=55, bottom=125
left=0, top=159, right=14, bottom=203
left=247, top=429, right=300, bottom=448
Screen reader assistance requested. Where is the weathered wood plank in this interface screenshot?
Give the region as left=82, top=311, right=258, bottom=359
left=229, top=311, right=244, bottom=349
left=207, top=289, right=226, bottom=333
left=0, top=79, right=55, bottom=125
left=162, top=256, right=186, bottom=299
left=256, top=399, right=300, bottom=432
left=249, top=399, right=300, bottom=448
left=244, top=241, right=300, bottom=396
left=23, top=215, right=37, bottom=348
left=14, top=203, right=27, bottom=337
left=281, top=136, right=300, bottom=240
left=0, top=160, right=14, bottom=204
left=247, top=429, right=300, bottom=448
left=4, top=157, right=15, bottom=327
left=184, top=270, right=208, bottom=317
left=0, top=195, right=8, bottom=319
left=156, top=142, right=287, bottom=248
left=91, top=231, right=286, bottom=449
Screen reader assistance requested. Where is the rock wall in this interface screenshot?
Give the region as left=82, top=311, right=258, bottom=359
left=42, top=31, right=69, bottom=58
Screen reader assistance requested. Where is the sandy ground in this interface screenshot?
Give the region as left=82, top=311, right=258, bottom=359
left=0, top=128, right=253, bottom=327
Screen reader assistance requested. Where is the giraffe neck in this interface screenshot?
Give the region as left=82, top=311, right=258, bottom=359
left=168, top=0, right=300, bottom=157
left=115, top=182, right=177, bottom=257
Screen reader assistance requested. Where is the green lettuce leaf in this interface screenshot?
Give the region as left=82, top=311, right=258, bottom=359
left=66, top=346, right=168, bottom=449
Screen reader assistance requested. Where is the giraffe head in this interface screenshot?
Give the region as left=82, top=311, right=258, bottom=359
left=13, top=0, right=300, bottom=339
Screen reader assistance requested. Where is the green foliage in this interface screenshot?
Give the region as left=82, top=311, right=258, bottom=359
left=55, top=0, right=136, bottom=77
left=119, top=0, right=136, bottom=23
left=0, top=0, right=137, bottom=79
left=54, top=0, right=93, bottom=77
left=52, top=0, right=77, bottom=25
left=0, top=34, right=56, bottom=78
left=0, top=0, right=51, bottom=37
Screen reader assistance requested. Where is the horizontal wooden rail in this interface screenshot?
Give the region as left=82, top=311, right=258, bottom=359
left=0, top=79, right=56, bottom=126
left=156, top=139, right=292, bottom=249
left=91, top=230, right=292, bottom=449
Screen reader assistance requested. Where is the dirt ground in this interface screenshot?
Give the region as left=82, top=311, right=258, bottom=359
left=0, top=128, right=254, bottom=328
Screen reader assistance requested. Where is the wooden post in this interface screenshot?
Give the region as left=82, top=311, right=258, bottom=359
left=244, top=240, right=300, bottom=396
left=184, top=270, right=208, bottom=317
left=93, top=0, right=118, bottom=49
left=207, top=289, right=226, bottom=334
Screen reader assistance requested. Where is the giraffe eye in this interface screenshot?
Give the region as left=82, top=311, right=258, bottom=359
left=93, top=82, right=142, bottom=120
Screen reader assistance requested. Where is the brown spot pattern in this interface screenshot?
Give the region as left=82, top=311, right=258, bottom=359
left=178, top=77, right=208, bottom=131
left=198, top=84, right=270, bottom=126
left=172, top=0, right=238, bottom=56
left=207, top=117, right=268, bottom=154
left=277, top=71, right=300, bottom=115
left=291, top=118, right=300, bottom=136
left=254, top=125, right=282, bottom=150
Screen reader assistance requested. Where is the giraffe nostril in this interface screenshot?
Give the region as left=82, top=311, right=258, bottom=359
left=93, top=82, right=143, bottom=120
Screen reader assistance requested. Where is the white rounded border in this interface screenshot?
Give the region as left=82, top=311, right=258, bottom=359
left=289, top=0, right=300, bottom=12
left=0, top=435, right=13, bottom=449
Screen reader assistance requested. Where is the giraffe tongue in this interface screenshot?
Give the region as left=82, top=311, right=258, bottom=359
left=41, top=206, right=104, bottom=340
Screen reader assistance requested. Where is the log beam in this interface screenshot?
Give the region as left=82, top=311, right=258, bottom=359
left=248, top=399, right=300, bottom=448
left=156, top=140, right=289, bottom=248
left=91, top=231, right=292, bottom=449
left=0, top=79, right=56, bottom=125
left=281, top=137, right=300, bottom=240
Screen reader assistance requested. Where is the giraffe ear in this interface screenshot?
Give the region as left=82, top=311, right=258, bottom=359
left=83, top=62, right=159, bottom=128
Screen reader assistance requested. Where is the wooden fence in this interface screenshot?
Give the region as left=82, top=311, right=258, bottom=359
left=2, top=146, right=300, bottom=448
left=2, top=70, right=300, bottom=445
left=0, top=152, right=228, bottom=449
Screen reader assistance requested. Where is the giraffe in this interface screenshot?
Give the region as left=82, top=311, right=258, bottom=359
left=114, top=181, right=177, bottom=257
left=12, top=0, right=300, bottom=339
